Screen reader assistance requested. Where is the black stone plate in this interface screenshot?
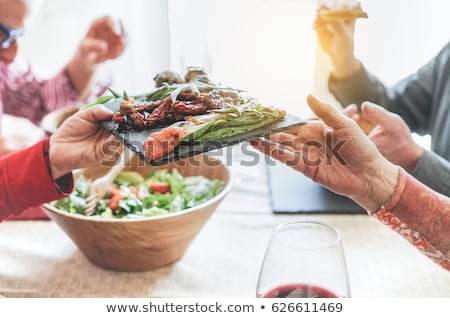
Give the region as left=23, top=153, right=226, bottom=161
left=101, top=98, right=306, bottom=165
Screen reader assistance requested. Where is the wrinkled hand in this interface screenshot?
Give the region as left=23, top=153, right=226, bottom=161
left=67, top=16, right=126, bottom=97
left=251, top=95, right=399, bottom=212
left=343, top=102, right=424, bottom=172
left=314, top=17, right=360, bottom=79
left=49, top=105, right=117, bottom=179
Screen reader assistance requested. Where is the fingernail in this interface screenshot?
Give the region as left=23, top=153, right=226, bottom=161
left=362, top=103, right=372, bottom=114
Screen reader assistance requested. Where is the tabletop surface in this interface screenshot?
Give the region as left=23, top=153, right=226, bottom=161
left=1, top=146, right=449, bottom=298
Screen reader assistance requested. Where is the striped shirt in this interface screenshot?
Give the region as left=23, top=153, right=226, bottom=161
left=0, top=58, right=110, bottom=131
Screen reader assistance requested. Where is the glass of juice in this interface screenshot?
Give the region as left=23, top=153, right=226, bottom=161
left=257, top=220, right=350, bottom=298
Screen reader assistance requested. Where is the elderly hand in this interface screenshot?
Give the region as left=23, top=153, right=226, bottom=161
left=251, top=95, right=399, bottom=212
left=67, top=16, right=126, bottom=97
left=49, top=105, right=117, bottom=179
left=314, top=17, right=360, bottom=79
left=343, top=102, right=424, bottom=172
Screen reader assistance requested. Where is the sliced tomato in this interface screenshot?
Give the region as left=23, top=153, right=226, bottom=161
left=144, top=127, right=186, bottom=161
left=144, top=139, right=164, bottom=162
left=110, top=188, right=122, bottom=197
left=108, top=196, right=122, bottom=210
left=108, top=188, right=124, bottom=211
left=148, top=181, right=170, bottom=194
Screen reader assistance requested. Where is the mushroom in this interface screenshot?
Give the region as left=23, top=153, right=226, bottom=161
left=184, top=66, right=208, bottom=82
left=153, top=71, right=184, bottom=87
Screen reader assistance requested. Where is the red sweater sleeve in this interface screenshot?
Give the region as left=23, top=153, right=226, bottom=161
left=372, top=168, right=450, bottom=271
left=0, top=138, right=73, bottom=221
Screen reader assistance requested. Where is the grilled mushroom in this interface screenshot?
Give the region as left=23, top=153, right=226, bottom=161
left=184, top=66, right=208, bottom=82
left=154, top=70, right=184, bottom=87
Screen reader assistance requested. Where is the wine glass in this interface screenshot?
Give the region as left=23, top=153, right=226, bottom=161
left=256, top=220, right=350, bottom=298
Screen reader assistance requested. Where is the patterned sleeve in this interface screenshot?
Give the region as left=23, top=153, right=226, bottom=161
left=371, top=168, right=450, bottom=270
left=1, top=59, right=110, bottom=125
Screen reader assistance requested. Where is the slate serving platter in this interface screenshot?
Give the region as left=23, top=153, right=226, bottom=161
left=101, top=98, right=306, bottom=165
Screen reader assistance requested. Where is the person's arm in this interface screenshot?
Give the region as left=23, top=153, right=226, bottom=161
left=0, top=138, right=73, bottom=221
left=0, top=105, right=115, bottom=221
left=410, top=150, right=450, bottom=196
left=328, top=43, right=450, bottom=134
left=372, top=168, right=450, bottom=271
left=252, top=95, right=450, bottom=271
left=343, top=101, right=450, bottom=197
left=2, top=59, right=110, bottom=125
left=329, top=64, right=434, bottom=134
left=66, top=16, right=125, bottom=99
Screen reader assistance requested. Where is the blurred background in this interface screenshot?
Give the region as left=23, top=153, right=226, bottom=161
left=9, top=0, right=450, bottom=142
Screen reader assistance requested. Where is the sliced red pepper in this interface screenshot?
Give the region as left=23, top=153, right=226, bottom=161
left=148, top=181, right=170, bottom=194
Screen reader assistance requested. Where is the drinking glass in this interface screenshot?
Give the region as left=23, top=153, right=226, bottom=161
left=257, top=220, right=350, bottom=298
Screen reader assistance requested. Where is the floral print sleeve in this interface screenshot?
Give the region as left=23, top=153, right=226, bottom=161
left=372, top=168, right=450, bottom=271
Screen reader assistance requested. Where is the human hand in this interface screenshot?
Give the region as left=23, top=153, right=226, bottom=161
left=341, top=103, right=376, bottom=135
left=67, top=16, right=126, bottom=96
left=49, top=105, right=117, bottom=179
left=343, top=102, right=424, bottom=172
left=82, top=16, right=126, bottom=64
left=314, top=18, right=361, bottom=79
left=251, top=95, right=399, bottom=212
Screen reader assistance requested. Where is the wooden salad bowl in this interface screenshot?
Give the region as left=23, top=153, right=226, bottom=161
left=42, top=154, right=231, bottom=272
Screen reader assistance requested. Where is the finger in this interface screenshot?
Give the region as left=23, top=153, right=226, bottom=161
left=266, top=132, right=297, bottom=144
left=331, top=19, right=355, bottom=35
left=360, top=102, right=396, bottom=125
left=306, top=94, right=352, bottom=130
left=313, top=18, right=330, bottom=30
left=86, top=16, right=125, bottom=54
left=79, top=38, right=108, bottom=56
left=314, top=19, right=333, bottom=40
left=97, top=16, right=125, bottom=40
left=280, top=126, right=303, bottom=135
left=80, top=104, right=114, bottom=123
left=342, top=104, right=358, bottom=117
left=350, top=113, right=360, bottom=122
left=250, top=138, right=304, bottom=170
left=269, top=121, right=326, bottom=146
left=97, top=16, right=122, bottom=36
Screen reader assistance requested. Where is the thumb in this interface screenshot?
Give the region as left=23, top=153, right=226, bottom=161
left=361, top=102, right=392, bottom=125
left=78, top=38, right=108, bottom=62
left=306, top=94, right=352, bottom=129
left=79, top=104, right=114, bottom=123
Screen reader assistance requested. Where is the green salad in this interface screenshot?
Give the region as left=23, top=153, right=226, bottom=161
left=54, top=169, right=225, bottom=219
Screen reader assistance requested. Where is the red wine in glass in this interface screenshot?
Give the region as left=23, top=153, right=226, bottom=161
left=262, top=283, right=339, bottom=298
left=256, top=221, right=351, bottom=298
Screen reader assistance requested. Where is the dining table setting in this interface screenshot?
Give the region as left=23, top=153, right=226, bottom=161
left=1, top=0, right=450, bottom=305
left=1, top=136, right=450, bottom=298
left=1, top=67, right=450, bottom=299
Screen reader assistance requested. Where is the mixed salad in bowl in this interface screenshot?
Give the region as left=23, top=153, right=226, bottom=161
left=54, top=168, right=225, bottom=219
